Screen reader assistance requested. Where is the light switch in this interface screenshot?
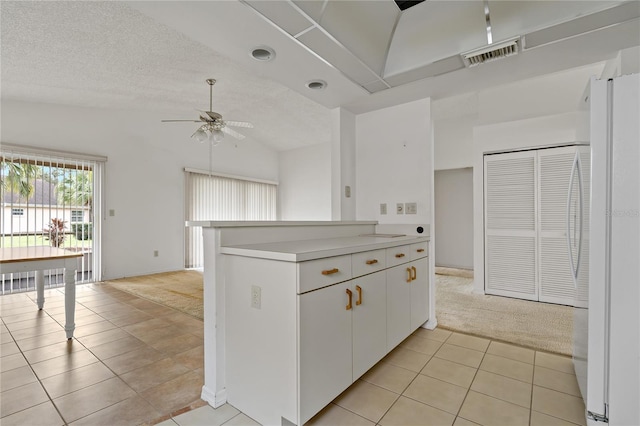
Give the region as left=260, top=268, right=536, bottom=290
left=405, top=203, right=417, bottom=214
left=109, top=209, right=115, bottom=217
left=380, top=203, right=387, bottom=215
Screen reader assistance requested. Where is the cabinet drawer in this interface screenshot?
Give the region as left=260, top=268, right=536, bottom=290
left=386, top=245, right=411, bottom=268
left=352, top=249, right=386, bottom=277
left=410, top=242, right=428, bottom=260
left=298, top=255, right=352, bottom=294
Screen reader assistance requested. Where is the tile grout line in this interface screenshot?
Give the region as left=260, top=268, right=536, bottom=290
left=1, top=299, right=71, bottom=426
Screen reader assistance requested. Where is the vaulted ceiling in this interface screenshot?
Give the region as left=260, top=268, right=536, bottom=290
left=2, top=1, right=639, bottom=151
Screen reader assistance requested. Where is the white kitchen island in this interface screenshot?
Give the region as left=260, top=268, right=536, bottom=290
left=188, top=221, right=435, bottom=426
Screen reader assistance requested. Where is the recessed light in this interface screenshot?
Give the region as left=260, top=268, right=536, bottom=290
left=250, top=46, right=276, bottom=61
left=306, top=80, right=327, bottom=90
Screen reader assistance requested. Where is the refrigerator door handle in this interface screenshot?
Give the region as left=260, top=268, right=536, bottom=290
left=575, top=152, right=584, bottom=283
left=566, top=152, right=579, bottom=287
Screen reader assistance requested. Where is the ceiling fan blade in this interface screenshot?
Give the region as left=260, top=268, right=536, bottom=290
left=224, top=120, right=254, bottom=129
left=161, top=119, right=202, bottom=123
left=221, top=126, right=246, bottom=140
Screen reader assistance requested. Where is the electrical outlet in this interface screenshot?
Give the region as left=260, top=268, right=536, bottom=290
left=380, top=203, right=387, bottom=215
left=396, top=203, right=404, bottom=214
left=109, top=209, right=115, bottom=217
left=153, top=250, right=159, bottom=257
left=345, top=186, right=351, bottom=198
left=405, top=202, right=417, bottom=214
left=251, top=285, right=261, bottom=309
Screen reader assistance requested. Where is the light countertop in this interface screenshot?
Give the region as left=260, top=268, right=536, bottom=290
left=221, top=234, right=429, bottom=262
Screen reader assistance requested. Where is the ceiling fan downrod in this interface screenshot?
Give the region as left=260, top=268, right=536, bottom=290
left=206, top=78, right=216, bottom=112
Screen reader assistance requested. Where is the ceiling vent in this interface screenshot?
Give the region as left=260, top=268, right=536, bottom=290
left=462, top=38, right=521, bottom=68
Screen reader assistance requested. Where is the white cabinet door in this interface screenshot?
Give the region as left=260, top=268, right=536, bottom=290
left=299, top=281, right=352, bottom=425
left=410, top=258, right=429, bottom=330
left=352, top=271, right=387, bottom=380
left=386, top=263, right=412, bottom=351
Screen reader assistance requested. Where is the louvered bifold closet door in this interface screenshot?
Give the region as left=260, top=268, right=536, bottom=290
left=538, top=147, right=578, bottom=305
left=484, top=151, right=537, bottom=300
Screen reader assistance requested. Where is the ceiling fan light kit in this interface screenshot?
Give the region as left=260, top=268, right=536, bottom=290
left=162, top=78, right=254, bottom=144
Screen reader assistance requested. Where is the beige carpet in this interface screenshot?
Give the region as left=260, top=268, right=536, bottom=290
left=104, top=270, right=204, bottom=320
left=436, top=270, right=573, bottom=356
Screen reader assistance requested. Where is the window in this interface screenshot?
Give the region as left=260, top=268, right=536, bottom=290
left=1, top=144, right=106, bottom=293
left=71, top=210, right=84, bottom=223
left=184, top=169, right=277, bottom=268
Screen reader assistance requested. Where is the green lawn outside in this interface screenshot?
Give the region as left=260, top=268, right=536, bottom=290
left=1, top=234, right=92, bottom=249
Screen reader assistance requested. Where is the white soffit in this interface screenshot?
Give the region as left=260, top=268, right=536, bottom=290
left=292, top=0, right=327, bottom=23
left=244, top=0, right=312, bottom=37
left=298, top=28, right=381, bottom=85
left=385, top=1, right=487, bottom=77
left=524, top=1, right=640, bottom=49
left=490, top=1, right=627, bottom=43
left=319, top=0, right=400, bottom=76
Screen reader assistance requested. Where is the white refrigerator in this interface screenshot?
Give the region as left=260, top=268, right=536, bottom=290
left=572, top=74, right=640, bottom=426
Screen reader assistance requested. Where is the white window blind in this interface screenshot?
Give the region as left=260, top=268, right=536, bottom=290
left=185, top=170, right=277, bottom=268
left=1, top=144, right=105, bottom=293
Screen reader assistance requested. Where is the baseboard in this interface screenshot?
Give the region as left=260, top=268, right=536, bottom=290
left=423, top=318, right=438, bottom=330
left=201, top=386, right=227, bottom=408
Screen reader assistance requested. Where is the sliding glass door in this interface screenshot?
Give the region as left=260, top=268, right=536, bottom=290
left=1, top=145, right=105, bottom=293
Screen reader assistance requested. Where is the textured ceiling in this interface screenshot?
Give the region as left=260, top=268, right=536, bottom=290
left=2, top=1, right=639, bottom=152
left=0, top=1, right=332, bottom=152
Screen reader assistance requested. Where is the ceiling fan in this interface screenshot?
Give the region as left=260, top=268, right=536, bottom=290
left=162, top=78, right=253, bottom=144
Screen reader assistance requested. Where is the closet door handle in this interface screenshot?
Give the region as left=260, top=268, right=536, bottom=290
left=355, top=285, right=362, bottom=305
left=366, top=259, right=378, bottom=265
left=345, top=289, right=352, bottom=310
left=416, top=248, right=425, bottom=253
left=395, top=253, right=406, bottom=258
left=322, top=268, right=339, bottom=276
left=411, top=266, right=417, bottom=281
left=406, top=268, right=412, bottom=283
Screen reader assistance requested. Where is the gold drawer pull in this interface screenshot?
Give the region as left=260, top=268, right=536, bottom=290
left=322, top=268, right=339, bottom=275
left=411, top=266, right=417, bottom=281
left=395, top=253, right=405, bottom=258
left=417, top=248, right=425, bottom=253
left=355, top=285, right=362, bottom=305
left=366, top=259, right=378, bottom=265
left=406, top=268, right=412, bottom=283
left=346, top=289, right=352, bottom=310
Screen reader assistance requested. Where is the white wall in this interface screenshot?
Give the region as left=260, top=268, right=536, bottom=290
left=434, top=117, right=475, bottom=170
left=278, top=143, right=331, bottom=220
left=355, top=98, right=432, bottom=225
left=434, top=168, right=473, bottom=269
left=1, top=100, right=279, bottom=280
left=472, top=111, right=589, bottom=293
left=352, top=97, right=436, bottom=328
left=331, top=108, right=356, bottom=220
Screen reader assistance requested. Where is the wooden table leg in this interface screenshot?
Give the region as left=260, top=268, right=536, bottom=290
left=64, top=267, right=76, bottom=340
left=36, top=270, right=45, bottom=310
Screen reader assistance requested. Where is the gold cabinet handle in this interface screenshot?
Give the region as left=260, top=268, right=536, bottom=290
left=355, top=285, right=362, bottom=306
left=406, top=267, right=412, bottom=283
left=322, top=268, right=339, bottom=275
left=365, top=259, right=378, bottom=265
left=395, top=253, right=406, bottom=258
left=346, top=289, right=352, bottom=310
left=411, top=266, right=417, bottom=281
left=417, top=248, right=425, bottom=253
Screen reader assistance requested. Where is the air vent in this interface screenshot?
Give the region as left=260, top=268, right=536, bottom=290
left=462, top=38, right=520, bottom=68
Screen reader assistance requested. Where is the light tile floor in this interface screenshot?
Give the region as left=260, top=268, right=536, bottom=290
left=1, top=283, right=586, bottom=426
